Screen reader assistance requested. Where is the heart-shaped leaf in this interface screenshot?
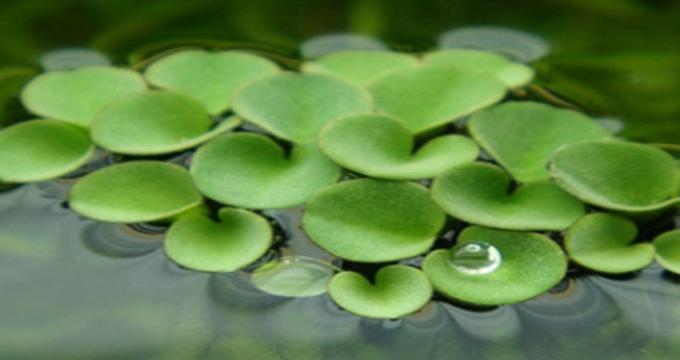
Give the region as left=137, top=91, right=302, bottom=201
left=164, top=208, right=272, bottom=272
left=302, top=51, right=418, bottom=86
left=319, top=113, right=479, bottom=180
left=565, top=213, right=654, bottom=273
left=550, top=141, right=680, bottom=212
left=431, top=162, right=585, bottom=231
left=328, top=265, right=432, bottom=319
left=300, top=33, right=388, bottom=59
left=653, top=229, right=680, bottom=274
left=423, top=49, right=534, bottom=88
left=0, top=119, right=94, bottom=183
left=70, top=161, right=203, bottom=223
left=423, top=226, right=567, bottom=305
left=21, top=66, right=147, bottom=127
left=190, top=132, right=340, bottom=209
left=250, top=256, right=337, bottom=297
left=303, top=179, right=446, bottom=262
left=91, top=91, right=240, bottom=155
left=144, top=50, right=279, bottom=114
left=438, top=26, right=549, bottom=63
left=368, top=64, right=506, bottom=134
left=469, top=101, right=611, bottom=183
left=231, top=73, right=372, bottom=143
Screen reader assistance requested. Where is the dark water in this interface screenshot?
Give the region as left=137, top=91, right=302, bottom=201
left=1, top=181, right=679, bottom=359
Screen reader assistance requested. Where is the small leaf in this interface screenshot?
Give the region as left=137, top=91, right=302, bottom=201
left=91, top=91, right=240, bottom=155
left=319, top=113, right=478, bottom=180
left=251, top=256, right=337, bottom=297
left=469, top=101, right=611, bottom=182
left=303, top=179, right=446, bottom=262
left=0, top=119, right=94, bottom=183
left=70, top=161, right=203, bottom=223
left=368, top=64, right=506, bottom=134
left=190, top=133, right=340, bottom=209
left=565, top=213, right=654, bottom=273
left=424, top=49, right=534, bottom=88
left=302, top=51, right=418, bottom=86
left=423, top=226, right=567, bottom=305
left=300, top=33, right=388, bottom=59
left=431, top=162, right=585, bottom=231
left=21, top=66, right=147, bottom=127
left=144, top=50, right=279, bottom=114
left=164, top=208, right=272, bottom=272
left=329, top=265, right=432, bottom=319
left=653, top=229, right=680, bottom=274
left=550, top=141, right=680, bottom=212
left=231, top=73, right=372, bottom=143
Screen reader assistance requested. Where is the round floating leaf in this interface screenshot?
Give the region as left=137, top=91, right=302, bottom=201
left=144, top=50, right=279, bottom=114
left=565, top=213, right=654, bottom=274
left=438, top=26, right=549, bottom=62
left=91, top=91, right=240, bottom=155
left=550, top=141, right=680, bottom=212
left=423, top=226, right=567, bottom=305
left=368, top=64, right=506, bottom=134
left=432, top=162, right=585, bottom=231
left=319, top=114, right=478, bottom=180
left=300, top=33, right=388, bottom=59
left=424, top=50, right=534, bottom=88
left=0, top=119, right=94, bottom=183
left=469, top=102, right=611, bottom=183
left=302, top=51, right=418, bottom=86
left=70, top=161, right=203, bottom=223
left=191, top=133, right=340, bottom=209
left=231, top=73, right=372, bottom=143
left=653, top=230, right=680, bottom=274
left=21, top=66, right=147, bottom=127
left=328, top=265, right=432, bottom=319
left=164, top=208, right=272, bottom=272
left=303, top=179, right=446, bottom=262
left=251, top=256, right=337, bottom=297
left=39, top=48, right=111, bottom=71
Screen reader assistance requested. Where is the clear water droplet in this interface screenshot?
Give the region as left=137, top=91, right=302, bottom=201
left=250, top=256, right=337, bottom=297
left=449, top=242, right=501, bottom=275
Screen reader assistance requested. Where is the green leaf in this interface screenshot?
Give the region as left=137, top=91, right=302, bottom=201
left=70, top=161, right=203, bottom=223
left=469, top=101, right=611, bottom=183
left=302, top=51, right=418, bottom=86
left=423, top=226, right=567, bottom=305
left=431, top=162, right=585, bottom=231
left=164, top=208, right=272, bottom=272
left=424, top=49, right=534, bottom=88
left=91, top=91, right=240, bottom=155
left=303, top=179, right=446, bottom=262
left=144, top=50, right=280, bottom=115
left=653, top=229, right=680, bottom=274
left=0, top=119, right=94, bottom=183
left=319, top=113, right=479, bottom=180
left=550, top=141, right=680, bottom=212
left=190, top=133, right=340, bottom=209
left=231, top=73, right=372, bottom=143
left=328, top=265, right=432, bottom=319
left=21, top=66, right=147, bottom=127
left=565, top=213, right=654, bottom=273
left=250, top=256, right=337, bottom=297
left=368, top=64, right=506, bottom=134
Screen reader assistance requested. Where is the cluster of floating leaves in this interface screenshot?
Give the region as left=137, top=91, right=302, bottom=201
left=0, top=28, right=678, bottom=319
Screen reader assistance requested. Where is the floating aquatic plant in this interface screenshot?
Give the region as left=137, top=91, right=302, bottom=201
left=91, top=91, right=240, bottom=155
left=2, top=33, right=678, bottom=318
left=564, top=213, right=654, bottom=274
left=0, top=119, right=94, bottom=183
left=21, top=66, right=147, bottom=127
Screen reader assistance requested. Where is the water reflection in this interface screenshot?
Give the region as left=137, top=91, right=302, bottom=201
left=1, top=184, right=679, bottom=359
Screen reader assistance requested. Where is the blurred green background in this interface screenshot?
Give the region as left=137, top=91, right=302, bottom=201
left=1, top=0, right=679, bottom=143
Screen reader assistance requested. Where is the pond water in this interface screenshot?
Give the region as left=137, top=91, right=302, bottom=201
left=1, top=180, right=679, bottom=359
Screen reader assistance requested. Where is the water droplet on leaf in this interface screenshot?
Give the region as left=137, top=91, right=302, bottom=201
left=449, top=242, right=501, bottom=275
